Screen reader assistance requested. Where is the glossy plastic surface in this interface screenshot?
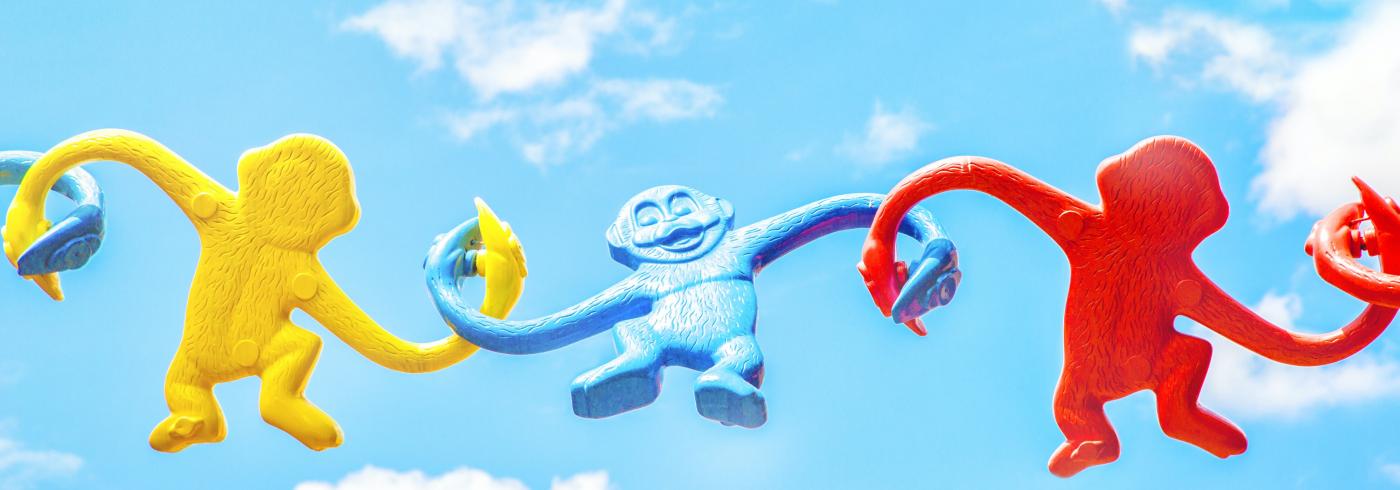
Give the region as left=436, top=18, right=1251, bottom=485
left=1308, top=178, right=1400, bottom=308
left=429, top=185, right=958, bottom=428
left=0, top=151, right=106, bottom=298
left=860, top=136, right=1398, bottom=477
left=2, top=129, right=524, bottom=451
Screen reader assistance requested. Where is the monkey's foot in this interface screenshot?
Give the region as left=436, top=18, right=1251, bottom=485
left=149, top=414, right=224, bottom=453
left=260, top=398, right=344, bottom=451
left=571, top=367, right=662, bottom=419
left=1047, top=440, right=1118, bottom=478
left=694, top=372, right=767, bottom=428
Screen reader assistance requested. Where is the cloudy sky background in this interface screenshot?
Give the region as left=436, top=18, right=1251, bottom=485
left=2, top=0, right=1400, bottom=488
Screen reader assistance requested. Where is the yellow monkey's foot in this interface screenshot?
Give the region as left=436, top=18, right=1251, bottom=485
left=260, top=397, right=344, bottom=451
left=149, top=414, right=225, bottom=452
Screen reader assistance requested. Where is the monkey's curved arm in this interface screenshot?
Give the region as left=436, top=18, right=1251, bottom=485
left=297, top=264, right=491, bottom=373
left=737, top=193, right=948, bottom=269
left=296, top=201, right=526, bottom=373
left=426, top=211, right=653, bottom=355
left=860, top=157, right=1093, bottom=324
left=1310, top=177, right=1400, bottom=307
left=1179, top=199, right=1399, bottom=366
left=4, top=129, right=230, bottom=299
left=734, top=193, right=959, bottom=334
left=0, top=151, right=105, bottom=283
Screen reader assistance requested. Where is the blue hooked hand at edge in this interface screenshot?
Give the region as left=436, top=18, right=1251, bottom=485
left=892, top=238, right=961, bottom=325
left=0, top=151, right=106, bottom=277
left=426, top=187, right=959, bottom=429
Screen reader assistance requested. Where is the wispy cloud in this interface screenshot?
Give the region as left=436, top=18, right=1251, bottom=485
left=1098, top=0, right=1128, bottom=16
left=346, top=0, right=719, bottom=166
left=1254, top=1, right=1400, bottom=220
left=1380, top=460, right=1400, bottom=485
left=837, top=101, right=932, bottom=167
left=0, top=436, right=83, bottom=490
left=1129, top=10, right=1292, bottom=102
left=1124, top=2, right=1400, bottom=220
left=445, top=78, right=721, bottom=165
left=550, top=471, right=612, bottom=490
left=1195, top=292, right=1400, bottom=420
left=296, top=465, right=612, bottom=490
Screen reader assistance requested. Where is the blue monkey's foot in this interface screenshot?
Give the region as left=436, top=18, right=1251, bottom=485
left=571, top=362, right=662, bottom=419
left=694, top=371, right=767, bottom=428
left=892, top=237, right=961, bottom=324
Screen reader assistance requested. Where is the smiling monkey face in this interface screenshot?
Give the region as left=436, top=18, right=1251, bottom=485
left=607, top=185, right=734, bottom=268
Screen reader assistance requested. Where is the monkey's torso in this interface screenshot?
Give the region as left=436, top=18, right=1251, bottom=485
left=179, top=209, right=321, bottom=382
left=622, top=239, right=759, bottom=369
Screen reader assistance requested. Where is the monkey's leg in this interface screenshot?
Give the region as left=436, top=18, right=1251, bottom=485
left=694, top=335, right=766, bottom=428
left=1154, top=336, right=1246, bottom=458
left=257, top=325, right=343, bottom=451
left=571, top=320, right=663, bottom=419
left=149, top=352, right=226, bottom=452
left=1046, top=375, right=1120, bottom=478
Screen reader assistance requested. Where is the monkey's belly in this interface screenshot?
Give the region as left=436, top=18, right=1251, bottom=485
left=644, top=280, right=757, bottom=359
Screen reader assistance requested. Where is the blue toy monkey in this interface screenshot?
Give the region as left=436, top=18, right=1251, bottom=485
left=426, top=186, right=959, bottom=428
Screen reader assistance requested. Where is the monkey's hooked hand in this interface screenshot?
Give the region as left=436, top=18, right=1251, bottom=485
left=1, top=151, right=107, bottom=300
left=426, top=198, right=528, bottom=320
left=1308, top=177, right=1400, bottom=307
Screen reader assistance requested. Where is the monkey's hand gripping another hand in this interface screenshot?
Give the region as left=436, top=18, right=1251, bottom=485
left=426, top=185, right=960, bottom=428
left=0, top=151, right=107, bottom=295
left=859, top=136, right=1399, bottom=477
left=1307, top=177, right=1400, bottom=309
left=2, top=129, right=526, bottom=452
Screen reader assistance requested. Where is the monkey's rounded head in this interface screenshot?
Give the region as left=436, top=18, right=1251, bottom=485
left=1095, top=136, right=1229, bottom=246
left=606, top=185, right=734, bottom=269
left=237, top=134, right=361, bottom=251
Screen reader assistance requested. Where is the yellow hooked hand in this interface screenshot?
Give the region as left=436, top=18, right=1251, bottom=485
left=473, top=197, right=528, bottom=318
left=3, top=217, right=64, bottom=300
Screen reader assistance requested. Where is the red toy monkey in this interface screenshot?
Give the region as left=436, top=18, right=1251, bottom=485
left=858, top=136, right=1400, bottom=477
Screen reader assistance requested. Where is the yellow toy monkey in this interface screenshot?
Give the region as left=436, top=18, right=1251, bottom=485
left=3, top=129, right=526, bottom=452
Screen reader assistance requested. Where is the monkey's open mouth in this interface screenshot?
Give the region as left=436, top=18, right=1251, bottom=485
left=658, top=225, right=705, bottom=252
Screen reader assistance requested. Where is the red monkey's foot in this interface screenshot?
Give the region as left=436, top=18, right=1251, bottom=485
left=1047, top=440, right=1119, bottom=478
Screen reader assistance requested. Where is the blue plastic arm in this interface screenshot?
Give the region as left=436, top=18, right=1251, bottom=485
left=425, top=217, right=654, bottom=355
left=0, top=151, right=106, bottom=276
left=733, top=193, right=949, bottom=271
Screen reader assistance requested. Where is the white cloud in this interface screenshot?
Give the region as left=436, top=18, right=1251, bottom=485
left=345, top=0, right=644, bottom=100
left=1124, top=3, right=1400, bottom=221
left=448, top=78, right=721, bottom=166
left=348, top=0, right=719, bottom=166
left=0, top=437, right=82, bottom=490
left=1129, top=10, right=1292, bottom=102
left=1381, top=461, right=1400, bottom=485
left=1253, top=1, right=1400, bottom=219
left=550, top=471, right=612, bottom=490
left=593, top=79, right=721, bottom=122
left=1099, top=0, right=1128, bottom=16
left=838, top=101, right=932, bottom=167
left=1196, top=292, right=1400, bottom=420
left=296, top=466, right=612, bottom=490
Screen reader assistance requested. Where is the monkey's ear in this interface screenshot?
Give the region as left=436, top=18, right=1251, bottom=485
left=714, top=197, right=735, bottom=227
left=606, top=219, right=641, bottom=269
left=606, top=220, right=626, bottom=250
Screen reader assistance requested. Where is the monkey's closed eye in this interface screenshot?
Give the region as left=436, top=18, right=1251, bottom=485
left=635, top=205, right=663, bottom=227
left=670, top=194, right=697, bottom=217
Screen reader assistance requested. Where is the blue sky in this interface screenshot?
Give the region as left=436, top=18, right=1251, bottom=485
left=3, top=0, right=1400, bottom=488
